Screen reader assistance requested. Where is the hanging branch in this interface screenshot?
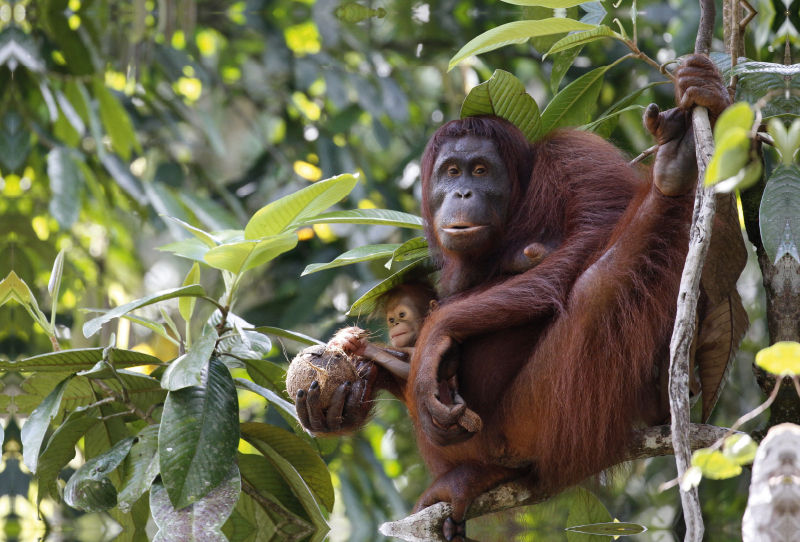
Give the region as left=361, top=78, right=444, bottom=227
left=667, top=0, right=719, bottom=540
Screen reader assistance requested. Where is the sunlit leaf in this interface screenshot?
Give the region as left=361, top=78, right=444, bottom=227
left=550, top=46, right=584, bottom=94
left=449, top=19, right=597, bottom=70
left=47, top=148, right=82, bottom=229
left=157, top=238, right=212, bottom=262
left=203, top=233, right=299, bottom=275
left=460, top=69, right=542, bottom=141
left=392, top=237, right=429, bottom=262
left=755, top=341, right=800, bottom=375
left=541, top=65, right=608, bottom=133
left=347, top=258, right=436, bottom=316
left=723, top=434, right=758, bottom=465
left=250, top=326, right=324, bottom=346
left=715, top=102, right=755, bottom=143
left=291, top=208, right=424, bottom=229
left=302, top=244, right=399, bottom=275
left=92, top=78, right=141, bottom=160
left=83, top=285, right=207, bottom=338
left=161, top=329, right=218, bottom=391
left=691, top=448, right=742, bottom=479
left=234, top=378, right=298, bottom=422
left=21, top=376, right=73, bottom=473
left=704, top=128, right=750, bottom=186
left=544, top=25, right=622, bottom=58
left=768, top=118, right=800, bottom=165
left=567, top=522, right=646, bottom=536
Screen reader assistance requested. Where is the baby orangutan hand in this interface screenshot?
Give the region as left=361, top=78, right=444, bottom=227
left=328, top=326, right=369, bottom=357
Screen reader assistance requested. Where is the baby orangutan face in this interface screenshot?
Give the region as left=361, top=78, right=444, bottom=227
left=386, top=296, right=427, bottom=348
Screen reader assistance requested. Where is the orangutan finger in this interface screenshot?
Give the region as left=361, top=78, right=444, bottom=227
left=326, top=381, right=351, bottom=431
left=306, top=381, right=327, bottom=432
left=644, top=104, right=661, bottom=136
left=344, top=379, right=366, bottom=426
left=295, top=389, right=312, bottom=431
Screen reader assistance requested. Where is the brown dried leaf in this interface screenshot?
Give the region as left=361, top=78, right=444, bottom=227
left=702, top=192, right=748, bottom=304
left=696, top=289, right=749, bottom=422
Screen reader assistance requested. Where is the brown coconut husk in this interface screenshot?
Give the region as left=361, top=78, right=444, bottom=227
left=286, top=345, right=359, bottom=409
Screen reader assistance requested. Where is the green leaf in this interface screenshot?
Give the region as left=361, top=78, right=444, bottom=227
left=550, top=46, right=583, bottom=95
left=47, top=147, right=82, bottom=229
left=723, top=434, right=758, bottom=465
left=590, top=81, right=668, bottom=138
left=392, top=237, right=429, bottom=262
left=157, top=238, right=212, bottom=262
left=179, top=263, right=202, bottom=325
left=567, top=522, right=647, bottom=536
left=203, top=233, right=299, bottom=275
left=22, top=375, right=73, bottom=473
left=92, top=78, right=141, bottom=160
left=208, top=312, right=274, bottom=362
left=250, top=326, right=324, bottom=346
left=704, top=128, right=750, bottom=186
left=566, top=488, right=613, bottom=542
left=162, top=217, right=218, bottom=248
left=691, top=448, right=742, bottom=479
left=159, top=357, right=240, bottom=509
left=245, top=173, right=358, bottom=239
left=578, top=105, right=644, bottom=132
left=48, top=249, right=66, bottom=326
left=36, top=406, right=102, bottom=503
left=43, top=10, right=93, bottom=75
left=83, top=285, right=206, bottom=338
left=241, top=433, right=328, bottom=529
left=347, top=258, right=436, bottom=317
left=715, top=159, right=763, bottom=193
left=544, top=25, right=622, bottom=58
left=449, top=19, right=597, bottom=70
left=502, top=0, right=594, bottom=5
left=302, top=244, right=400, bottom=276
left=222, top=490, right=287, bottom=542
left=118, top=425, right=161, bottom=514
left=769, top=118, right=800, bottom=165
left=241, top=423, right=334, bottom=513
left=460, top=70, right=542, bottom=141
left=759, top=165, right=800, bottom=264
left=0, top=271, right=49, bottom=328
left=237, top=453, right=309, bottom=523
left=292, top=208, right=424, bottom=229
left=234, top=378, right=298, bottom=422
left=730, top=62, right=800, bottom=76
left=715, top=102, right=756, bottom=143
left=151, top=466, right=240, bottom=542
left=541, top=65, right=608, bottom=133
left=162, top=330, right=218, bottom=391
left=65, top=437, right=135, bottom=512
left=755, top=341, right=800, bottom=376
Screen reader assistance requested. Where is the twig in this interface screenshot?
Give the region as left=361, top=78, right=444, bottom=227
left=91, top=378, right=156, bottom=424
left=380, top=424, right=737, bottom=541
left=756, top=132, right=774, bottom=146
left=630, top=144, right=659, bottom=165
left=667, top=0, right=718, bottom=539
left=49, top=336, right=61, bottom=351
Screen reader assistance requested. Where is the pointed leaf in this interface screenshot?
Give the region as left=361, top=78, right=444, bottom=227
left=544, top=25, right=622, bottom=58
left=449, top=19, right=597, bottom=70
left=392, top=237, right=429, bottom=262
left=83, top=285, right=207, bottom=338
left=705, top=128, right=750, bottom=186
left=151, top=466, right=240, bottom=542
left=157, top=238, right=212, bottom=262
left=291, top=208, right=424, bottom=229
left=347, top=258, right=436, bottom=317
left=203, top=233, right=298, bottom=275
left=541, top=65, right=608, bottom=132
left=179, top=263, right=201, bottom=324
left=578, top=105, right=644, bottom=132
left=302, top=244, right=400, bottom=275
left=234, top=378, right=298, bottom=422
left=460, top=70, right=542, bottom=141
left=118, top=425, right=161, bottom=513
left=163, top=217, right=218, bottom=247
left=245, top=173, right=358, bottom=239
left=567, top=522, right=646, bottom=536
left=550, top=46, right=583, bottom=94
left=759, top=165, right=800, bottom=264
left=249, top=326, right=324, bottom=346
left=691, top=448, right=742, bottom=479
left=22, top=375, right=73, bottom=473
left=65, top=437, right=135, bottom=512
left=159, top=357, right=239, bottom=508
left=162, top=330, right=218, bottom=391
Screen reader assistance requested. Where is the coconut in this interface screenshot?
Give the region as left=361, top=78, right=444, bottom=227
left=286, top=345, right=359, bottom=408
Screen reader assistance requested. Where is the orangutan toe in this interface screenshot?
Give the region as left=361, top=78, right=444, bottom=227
left=443, top=517, right=466, bottom=541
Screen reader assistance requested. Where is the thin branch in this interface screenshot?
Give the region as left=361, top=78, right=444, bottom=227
left=90, top=378, right=156, bottom=424
left=630, top=144, right=659, bottom=165
left=49, top=336, right=61, bottom=351
left=380, top=424, right=739, bottom=541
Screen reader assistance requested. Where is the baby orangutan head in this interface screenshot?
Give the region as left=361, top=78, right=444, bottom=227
left=381, top=281, right=437, bottom=348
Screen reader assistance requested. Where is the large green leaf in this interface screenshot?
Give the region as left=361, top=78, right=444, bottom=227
left=92, top=78, right=141, bottom=160
left=392, top=237, right=429, bottom=262
left=47, top=147, right=82, bottom=229
left=449, top=19, right=596, bottom=70
left=565, top=488, right=613, bottom=542
left=578, top=105, right=644, bottom=132
left=550, top=46, right=583, bottom=94
left=250, top=326, right=324, bottom=346
left=234, top=378, right=298, bottom=422
left=541, top=65, right=608, bottom=133
left=161, top=330, right=218, bottom=391
left=159, top=357, right=240, bottom=509
left=241, top=423, right=334, bottom=513
left=157, top=238, right=212, bottom=262
left=460, top=70, right=542, bottom=141
left=179, top=263, right=202, bottom=328
left=64, top=437, right=135, bottom=512
left=544, top=25, right=622, bottom=58
left=760, top=165, right=800, bottom=264
left=203, top=233, right=298, bottom=275
left=222, top=490, right=289, bottom=542
left=83, top=285, right=207, bottom=337
left=291, top=208, right=424, bottom=229
left=241, top=434, right=328, bottom=530
left=302, top=244, right=400, bottom=276
left=2, top=348, right=161, bottom=373
left=237, top=453, right=309, bottom=522
left=162, top=217, right=219, bottom=248
left=118, top=425, right=161, bottom=513
left=22, top=375, right=73, bottom=473
left=245, top=173, right=358, bottom=239
left=589, top=81, right=668, bottom=138
left=347, top=258, right=436, bottom=317
left=36, top=406, right=102, bottom=503
left=151, top=466, right=240, bottom=542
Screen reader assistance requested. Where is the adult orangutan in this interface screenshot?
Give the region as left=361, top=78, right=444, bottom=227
left=295, top=55, right=740, bottom=540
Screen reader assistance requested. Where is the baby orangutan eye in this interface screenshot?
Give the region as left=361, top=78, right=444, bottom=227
left=399, top=312, right=406, bottom=318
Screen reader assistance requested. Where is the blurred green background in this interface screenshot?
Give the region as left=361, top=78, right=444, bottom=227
left=0, top=0, right=794, bottom=539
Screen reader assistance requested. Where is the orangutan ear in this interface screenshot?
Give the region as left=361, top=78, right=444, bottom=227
left=429, top=299, right=439, bottom=312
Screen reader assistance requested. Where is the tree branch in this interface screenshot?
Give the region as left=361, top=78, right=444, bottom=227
left=380, top=424, right=739, bottom=542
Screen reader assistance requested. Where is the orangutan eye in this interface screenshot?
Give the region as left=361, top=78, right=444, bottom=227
left=399, top=312, right=406, bottom=318
left=473, top=164, right=487, bottom=175
left=388, top=317, right=395, bottom=324
left=447, top=166, right=460, bottom=176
